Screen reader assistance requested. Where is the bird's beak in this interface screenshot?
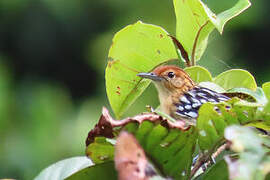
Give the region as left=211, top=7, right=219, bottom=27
left=137, top=72, right=163, bottom=81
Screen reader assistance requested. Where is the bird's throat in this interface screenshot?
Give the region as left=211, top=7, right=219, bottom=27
left=154, top=83, right=174, bottom=116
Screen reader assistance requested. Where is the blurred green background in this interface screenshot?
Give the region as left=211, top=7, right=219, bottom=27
left=0, top=0, right=269, bottom=179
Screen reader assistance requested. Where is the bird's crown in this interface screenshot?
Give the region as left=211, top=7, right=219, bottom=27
left=152, top=65, right=190, bottom=80
left=138, top=65, right=195, bottom=91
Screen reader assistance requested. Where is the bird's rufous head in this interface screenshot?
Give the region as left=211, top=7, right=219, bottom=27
left=137, top=65, right=195, bottom=92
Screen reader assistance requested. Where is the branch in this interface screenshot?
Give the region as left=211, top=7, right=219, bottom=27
left=191, top=141, right=229, bottom=177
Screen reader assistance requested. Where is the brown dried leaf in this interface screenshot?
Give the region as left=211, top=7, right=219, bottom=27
left=85, top=107, right=188, bottom=146
left=115, top=131, right=157, bottom=180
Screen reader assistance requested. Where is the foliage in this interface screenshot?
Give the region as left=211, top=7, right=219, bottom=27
left=106, top=0, right=251, bottom=119
left=34, top=0, right=270, bottom=180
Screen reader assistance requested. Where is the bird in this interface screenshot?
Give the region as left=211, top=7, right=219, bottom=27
left=137, top=65, right=230, bottom=125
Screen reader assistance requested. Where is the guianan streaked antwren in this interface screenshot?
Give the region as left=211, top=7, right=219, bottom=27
left=137, top=65, right=230, bottom=124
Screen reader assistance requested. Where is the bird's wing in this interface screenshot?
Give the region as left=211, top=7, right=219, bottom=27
left=175, top=86, right=230, bottom=119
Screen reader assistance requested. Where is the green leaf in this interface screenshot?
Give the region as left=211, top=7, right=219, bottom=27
left=184, top=66, right=212, bottom=83
left=34, top=156, right=93, bottom=180
left=215, top=0, right=251, bottom=33
left=174, top=0, right=214, bottom=62
left=85, top=137, right=114, bottom=164
left=106, top=21, right=178, bottom=118
left=199, top=82, right=226, bottom=93
left=152, top=128, right=196, bottom=179
left=214, top=69, right=257, bottom=91
left=173, top=0, right=251, bottom=62
left=66, top=162, right=117, bottom=180
left=261, top=82, right=270, bottom=118
left=262, top=82, right=270, bottom=101
left=197, top=103, right=226, bottom=151
left=224, top=126, right=270, bottom=180
left=226, top=87, right=268, bottom=105
left=197, top=98, right=263, bottom=151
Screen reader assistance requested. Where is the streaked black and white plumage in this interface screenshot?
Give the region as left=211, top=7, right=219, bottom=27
left=175, top=86, right=230, bottom=119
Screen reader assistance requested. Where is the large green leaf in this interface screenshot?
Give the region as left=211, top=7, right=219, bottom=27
left=66, top=162, right=117, bottom=180
left=224, top=126, right=270, bottom=180
left=125, top=124, right=197, bottom=179
left=214, top=69, right=257, bottom=91
left=34, top=157, right=93, bottom=180
left=261, top=82, right=270, bottom=129
left=133, top=125, right=197, bottom=179
left=174, top=0, right=251, bottom=62
left=85, top=137, right=114, bottom=164
left=215, top=0, right=251, bottom=33
left=184, top=66, right=212, bottom=83
left=106, top=21, right=178, bottom=118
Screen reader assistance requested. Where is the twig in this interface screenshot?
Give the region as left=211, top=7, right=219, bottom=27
left=190, top=153, right=208, bottom=177
left=212, top=142, right=230, bottom=159
left=204, top=142, right=230, bottom=167
left=190, top=141, right=229, bottom=177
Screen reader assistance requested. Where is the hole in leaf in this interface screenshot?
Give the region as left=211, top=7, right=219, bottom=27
left=243, top=110, right=249, bottom=118
left=199, top=130, right=206, bottom=137
left=99, top=155, right=109, bottom=161
left=181, top=171, right=186, bottom=176
left=160, top=142, right=170, bottom=147
left=214, top=106, right=221, bottom=115
left=225, top=105, right=231, bottom=111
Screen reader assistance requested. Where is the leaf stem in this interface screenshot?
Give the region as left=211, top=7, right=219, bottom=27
left=191, top=21, right=209, bottom=66
left=168, top=35, right=191, bottom=67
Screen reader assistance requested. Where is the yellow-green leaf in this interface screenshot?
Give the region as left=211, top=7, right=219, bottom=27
left=106, top=21, right=178, bottom=118
left=174, top=0, right=251, bottom=61
left=214, top=69, right=257, bottom=91
left=184, top=66, right=212, bottom=83
left=262, top=82, right=270, bottom=100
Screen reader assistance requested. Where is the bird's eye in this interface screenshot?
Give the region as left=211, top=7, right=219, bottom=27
left=167, top=72, right=175, bottom=78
